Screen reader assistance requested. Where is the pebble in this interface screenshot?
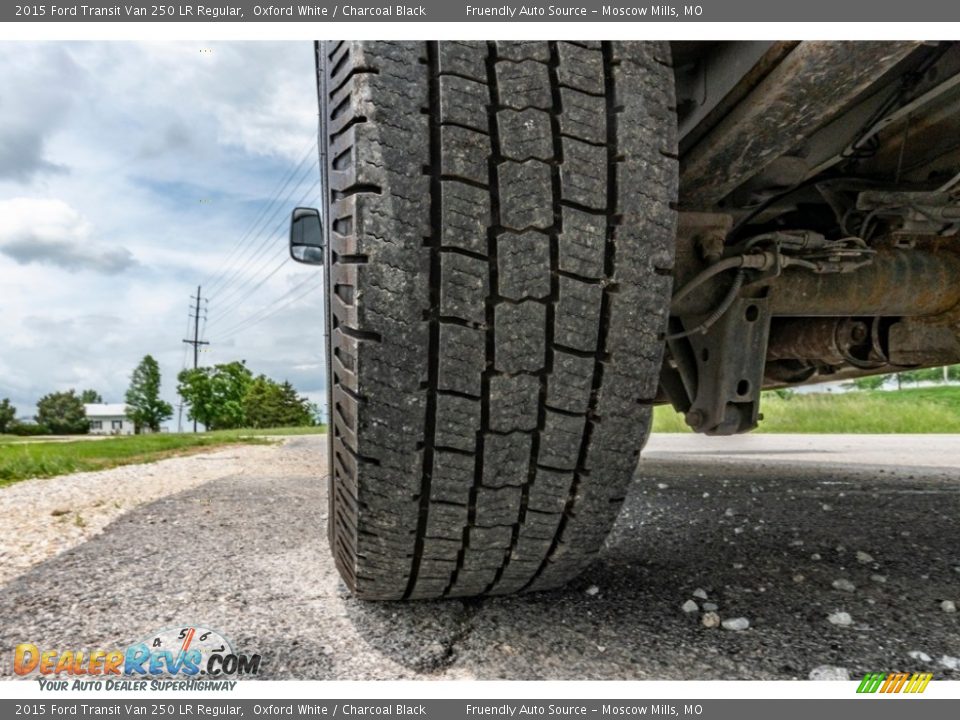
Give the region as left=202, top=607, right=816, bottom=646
left=793, top=574, right=805, bottom=583
left=941, top=600, right=957, bottom=613
left=909, top=651, right=932, bottom=663
left=856, top=551, right=874, bottom=564
left=722, top=617, right=750, bottom=631
left=703, top=602, right=718, bottom=611
left=832, top=579, right=856, bottom=592
left=693, top=588, right=708, bottom=600
left=585, top=585, right=600, bottom=596
left=809, top=665, right=850, bottom=681
left=682, top=599, right=699, bottom=613
left=811, top=553, right=822, bottom=561
left=870, top=574, right=887, bottom=584
left=702, top=612, right=721, bottom=629
left=657, top=483, right=669, bottom=490
left=941, top=656, right=960, bottom=671
left=828, top=611, right=853, bottom=626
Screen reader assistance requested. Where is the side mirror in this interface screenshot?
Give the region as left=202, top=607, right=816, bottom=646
left=289, top=207, right=324, bottom=265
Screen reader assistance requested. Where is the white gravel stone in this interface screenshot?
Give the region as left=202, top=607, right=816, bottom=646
left=941, top=656, right=960, bottom=671
left=856, top=551, right=875, bottom=564
left=828, top=611, right=853, bottom=626
left=809, top=665, right=850, bottom=681
left=585, top=585, right=600, bottom=596
left=811, top=553, right=822, bottom=561
left=722, top=617, right=750, bottom=631
left=702, top=612, right=721, bottom=629
left=693, top=588, right=709, bottom=600
left=832, top=579, right=857, bottom=592
left=909, top=651, right=932, bottom=663
left=941, top=600, right=957, bottom=613
left=682, top=599, right=699, bottom=613
left=657, top=483, right=669, bottom=490
left=703, top=602, right=718, bottom=611
left=870, top=574, right=887, bottom=584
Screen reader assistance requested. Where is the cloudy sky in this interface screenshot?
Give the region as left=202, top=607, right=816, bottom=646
left=0, top=42, right=327, bottom=427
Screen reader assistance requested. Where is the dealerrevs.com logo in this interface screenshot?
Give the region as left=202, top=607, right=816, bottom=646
left=14, top=626, right=260, bottom=691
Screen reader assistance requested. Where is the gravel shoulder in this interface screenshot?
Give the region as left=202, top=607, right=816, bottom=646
left=0, top=441, right=285, bottom=585
left=1, top=434, right=958, bottom=681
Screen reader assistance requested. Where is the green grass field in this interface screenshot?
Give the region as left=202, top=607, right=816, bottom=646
left=0, top=425, right=326, bottom=487
left=653, top=386, right=960, bottom=434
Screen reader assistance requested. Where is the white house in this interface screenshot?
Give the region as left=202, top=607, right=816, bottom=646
left=84, top=404, right=135, bottom=436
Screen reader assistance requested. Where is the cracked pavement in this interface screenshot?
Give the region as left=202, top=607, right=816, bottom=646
left=1, top=433, right=958, bottom=680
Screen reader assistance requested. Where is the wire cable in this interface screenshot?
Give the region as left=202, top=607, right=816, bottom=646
left=202, top=140, right=317, bottom=294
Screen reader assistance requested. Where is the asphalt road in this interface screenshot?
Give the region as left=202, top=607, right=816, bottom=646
left=2, top=434, right=958, bottom=681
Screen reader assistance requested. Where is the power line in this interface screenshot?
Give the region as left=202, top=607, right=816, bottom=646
left=205, top=178, right=321, bottom=327
left=207, top=165, right=319, bottom=301
left=210, top=274, right=322, bottom=343
left=202, top=140, right=318, bottom=295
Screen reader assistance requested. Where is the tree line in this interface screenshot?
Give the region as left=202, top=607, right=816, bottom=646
left=1, top=355, right=318, bottom=436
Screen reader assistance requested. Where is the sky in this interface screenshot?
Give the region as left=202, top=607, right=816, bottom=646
left=0, top=41, right=327, bottom=428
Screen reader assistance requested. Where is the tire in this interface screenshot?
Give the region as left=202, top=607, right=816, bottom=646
left=321, top=40, right=678, bottom=600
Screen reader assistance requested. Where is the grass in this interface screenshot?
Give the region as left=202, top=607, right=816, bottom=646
left=0, top=425, right=326, bottom=487
left=653, top=386, right=960, bottom=434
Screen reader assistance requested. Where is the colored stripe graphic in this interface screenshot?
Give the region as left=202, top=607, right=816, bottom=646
left=857, top=672, right=933, bottom=694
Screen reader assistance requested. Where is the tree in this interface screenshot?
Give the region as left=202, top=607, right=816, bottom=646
left=125, top=355, right=173, bottom=433
left=243, top=376, right=313, bottom=429
left=0, top=398, right=16, bottom=433
left=80, top=389, right=103, bottom=404
left=177, top=361, right=253, bottom=430
left=36, top=390, right=89, bottom=435
left=851, top=374, right=889, bottom=391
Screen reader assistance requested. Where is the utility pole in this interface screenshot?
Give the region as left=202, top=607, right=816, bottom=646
left=182, top=285, right=210, bottom=432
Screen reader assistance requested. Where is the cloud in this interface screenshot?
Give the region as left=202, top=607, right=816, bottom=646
left=0, top=198, right=137, bottom=274
left=0, top=126, right=68, bottom=182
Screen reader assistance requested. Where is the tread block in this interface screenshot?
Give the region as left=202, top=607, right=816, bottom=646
left=560, top=136, right=607, bottom=210
left=440, top=251, right=488, bottom=324
left=494, top=301, right=546, bottom=373
left=495, top=59, right=552, bottom=110
left=425, top=502, right=468, bottom=537
left=440, top=180, right=490, bottom=256
left=554, top=276, right=603, bottom=352
left=559, top=88, right=606, bottom=144
left=437, top=322, right=486, bottom=396
left=439, top=74, right=490, bottom=132
left=434, top=393, right=480, bottom=452
left=497, top=231, right=552, bottom=301
left=528, top=469, right=573, bottom=513
left=539, top=410, right=587, bottom=470
left=438, top=41, right=487, bottom=80
left=489, top=374, right=540, bottom=432
left=498, top=108, right=554, bottom=161
left=482, top=432, right=532, bottom=488
left=468, top=525, right=514, bottom=550
left=496, top=41, right=550, bottom=63
left=547, top=350, right=595, bottom=413
left=518, top=508, right=565, bottom=539
left=559, top=206, right=607, bottom=279
left=475, top=485, right=523, bottom=527
left=430, top=449, right=476, bottom=504
left=557, top=42, right=605, bottom=94
left=441, top=125, right=490, bottom=185
left=499, top=161, right=553, bottom=231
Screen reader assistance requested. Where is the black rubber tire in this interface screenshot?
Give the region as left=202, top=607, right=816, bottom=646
left=321, top=40, right=678, bottom=600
